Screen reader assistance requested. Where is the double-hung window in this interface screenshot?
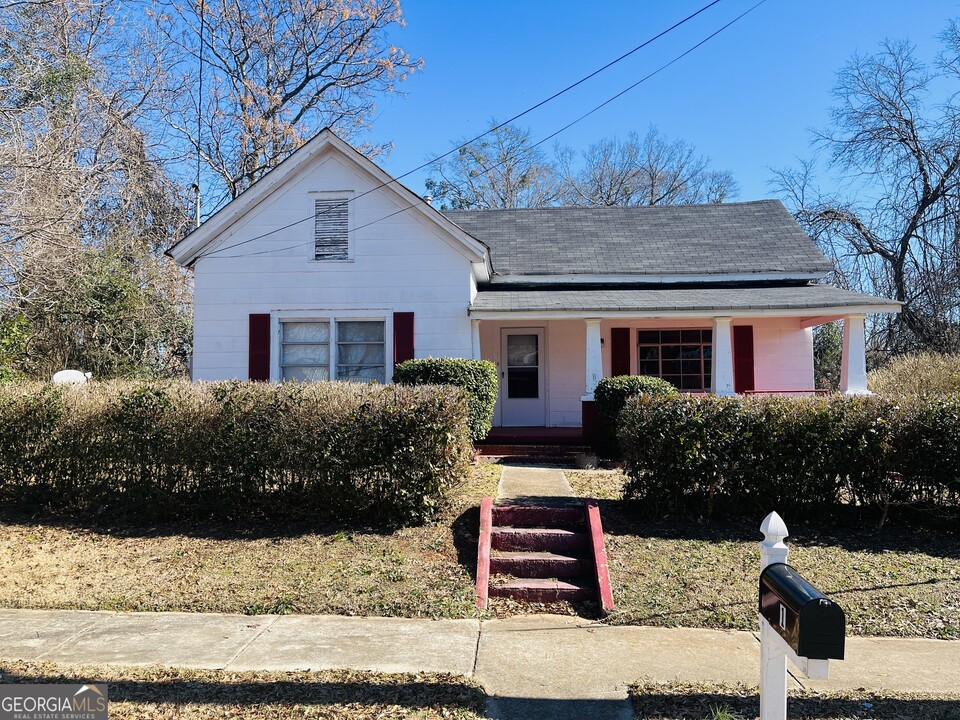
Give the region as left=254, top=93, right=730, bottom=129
left=280, top=319, right=385, bottom=383
left=336, top=321, right=385, bottom=381
left=637, top=328, right=713, bottom=391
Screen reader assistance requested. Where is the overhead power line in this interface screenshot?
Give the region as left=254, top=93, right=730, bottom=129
left=193, top=0, right=725, bottom=261
left=206, top=0, right=769, bottom=261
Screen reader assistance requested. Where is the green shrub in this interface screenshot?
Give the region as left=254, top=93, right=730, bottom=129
left=868, top=352, right=960, bottom=398
left=594, top=375, right=677, bottom=457
left=0, top=380, right=472, bottom=524
left=394, top=358, right=498, bottom=442
left=617, top=393, right=960, bottom=522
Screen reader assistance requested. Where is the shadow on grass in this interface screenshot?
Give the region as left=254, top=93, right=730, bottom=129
left=589, top=497, right=960, bottom=559
left=631, top=687, right=960, bottom=719
left=0, top=504, right=409, bottom=541
left=0, top=667, right=486, bottom=712
left=618, top=573, right=960, bottom=626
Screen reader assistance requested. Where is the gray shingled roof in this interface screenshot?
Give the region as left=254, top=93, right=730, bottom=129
left=470, top=285, right=900, bottom=314
left=443, top=200, right=834, bottom=277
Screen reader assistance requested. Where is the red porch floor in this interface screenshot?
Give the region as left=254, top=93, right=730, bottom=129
left=480, top=426, right=584, bottom=445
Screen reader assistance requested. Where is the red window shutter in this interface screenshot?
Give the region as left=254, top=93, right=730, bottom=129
left=610, top=327, right=630, bottom=377
left=733, top=325, right=755, bottom=393
left=248, top=313, right=271, bottom=381
left=393, top=312, right=415, bottom=365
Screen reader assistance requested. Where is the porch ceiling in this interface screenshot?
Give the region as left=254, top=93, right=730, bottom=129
left=469, top=285, right=901, bottom=317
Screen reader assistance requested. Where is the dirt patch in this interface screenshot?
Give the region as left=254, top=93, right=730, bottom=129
left=0, top=660, right=486, bottom=720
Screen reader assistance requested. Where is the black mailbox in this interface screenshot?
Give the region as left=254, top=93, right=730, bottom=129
left=759, top=563, right=845, bottom=660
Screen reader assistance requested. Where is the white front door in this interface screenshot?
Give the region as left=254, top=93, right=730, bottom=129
left=499, top=327, right=546, bottom=426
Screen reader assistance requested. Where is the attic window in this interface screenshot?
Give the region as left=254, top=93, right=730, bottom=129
left=314, top=198, right=349, bottom=260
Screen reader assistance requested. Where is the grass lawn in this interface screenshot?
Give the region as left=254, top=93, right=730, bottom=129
left=0, top=661, right=485, bottom=719
left=1, top=464, right=958, bottom=640
left=630, top=680, right=960, bottom=719
left=0, top=464, right=502, bottom=619
left=567, top=470, right=960, bottom=640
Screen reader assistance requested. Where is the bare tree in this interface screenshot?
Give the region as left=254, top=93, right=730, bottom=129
left=558, top=127, right=738, bottom=206
left=424, top=122, right=561, bottom=210
left=150, top=0, right=421, bottom=206
left=773, top=31, right=960, bottom=354
left=0, top=0, right=193, bottom=378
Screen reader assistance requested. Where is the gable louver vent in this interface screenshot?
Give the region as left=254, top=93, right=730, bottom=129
left=314, top=198, right=349, bottom=260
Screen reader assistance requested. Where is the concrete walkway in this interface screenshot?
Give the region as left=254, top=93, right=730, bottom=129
left=496, top=465, right=576, bottom=505
left=2, top=610, right=959, bottom=720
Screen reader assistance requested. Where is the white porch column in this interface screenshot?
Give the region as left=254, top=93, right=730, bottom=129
left=582, top=318, right=603, bottom=399
left=711, top=316, right=735, bottom=395
left=470, top=319, right=481, bottom=360
left=840, top=314, right=870, bottom=395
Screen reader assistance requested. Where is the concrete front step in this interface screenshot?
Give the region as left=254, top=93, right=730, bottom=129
left=489, top=578, right=594, bottom=603
left=491, top=527, right=590, bottom=553
left=491, top=504, right=584, bottom=529
left=490, top=551, right=591, bottom=579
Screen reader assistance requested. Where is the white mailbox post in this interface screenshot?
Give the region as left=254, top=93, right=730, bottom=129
left=759, top=511, right=845, bottom=720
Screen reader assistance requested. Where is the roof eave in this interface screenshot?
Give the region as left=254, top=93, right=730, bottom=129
left=469, top=302, right=902, bottom=320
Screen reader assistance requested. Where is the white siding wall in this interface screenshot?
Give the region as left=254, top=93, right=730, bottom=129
left=192, top=151, right=475, bottom=380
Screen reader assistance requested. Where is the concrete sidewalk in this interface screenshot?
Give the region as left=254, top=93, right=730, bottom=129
left=1, top=610, right=959, bottom=719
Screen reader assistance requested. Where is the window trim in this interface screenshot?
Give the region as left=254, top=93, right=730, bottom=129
left=271, top=309, right=392, bottom=383
left=309, top=190, right=354, bottom=262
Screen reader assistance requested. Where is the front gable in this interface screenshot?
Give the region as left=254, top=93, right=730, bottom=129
left=167, top=129, right=488, bottom=272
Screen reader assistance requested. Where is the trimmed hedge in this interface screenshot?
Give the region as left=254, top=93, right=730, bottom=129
left=0, top=380, right=472, bottom=524
left=619, top=393, right=960, bottom=521
left=594, top=375, right=677, bottom=457
left=394, top=358, right=498, bottom=442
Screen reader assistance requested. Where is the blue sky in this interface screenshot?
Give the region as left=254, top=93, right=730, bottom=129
left=366, top=0, right=959, bottom=202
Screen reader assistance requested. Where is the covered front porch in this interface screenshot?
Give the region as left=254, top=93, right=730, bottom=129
left=468, top=285, right=901, bottom=429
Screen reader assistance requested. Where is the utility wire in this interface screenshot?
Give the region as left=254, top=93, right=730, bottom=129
left=209, top=0, right=768, bottom=261
left=194, top=0, right=205, bottom=228
left=193, top=0, right=725, bottom=261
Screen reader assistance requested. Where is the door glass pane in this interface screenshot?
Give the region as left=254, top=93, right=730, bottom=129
left=507, top=334, right=538, bottom=367
left=508, top=368, right=538, bottom=398
left=506, top=333, right=538, bottom=399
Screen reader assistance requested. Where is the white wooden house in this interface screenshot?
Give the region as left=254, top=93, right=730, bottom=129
left=168, top=129, right=900, bottom=436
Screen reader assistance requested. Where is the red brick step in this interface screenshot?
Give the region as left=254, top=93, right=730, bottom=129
left=490, top=578, right=594, bottom=603
left=490, top=551, right=590, bottom=578
left=491, top=505, right=584, bottom=529
left=491, top=527, right=590, bottom=553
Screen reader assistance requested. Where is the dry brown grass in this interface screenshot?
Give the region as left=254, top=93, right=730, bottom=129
left=868, top=351, right=960, bottom=398
left=630, top=680, right=960, bottom=719
left=2, top=463, right=958, bottom=639
left=0, top=660, right=485, bottom=719
left=567, top=470, right=960, bottom=640
left=0, top=465, right=501, bottom=619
